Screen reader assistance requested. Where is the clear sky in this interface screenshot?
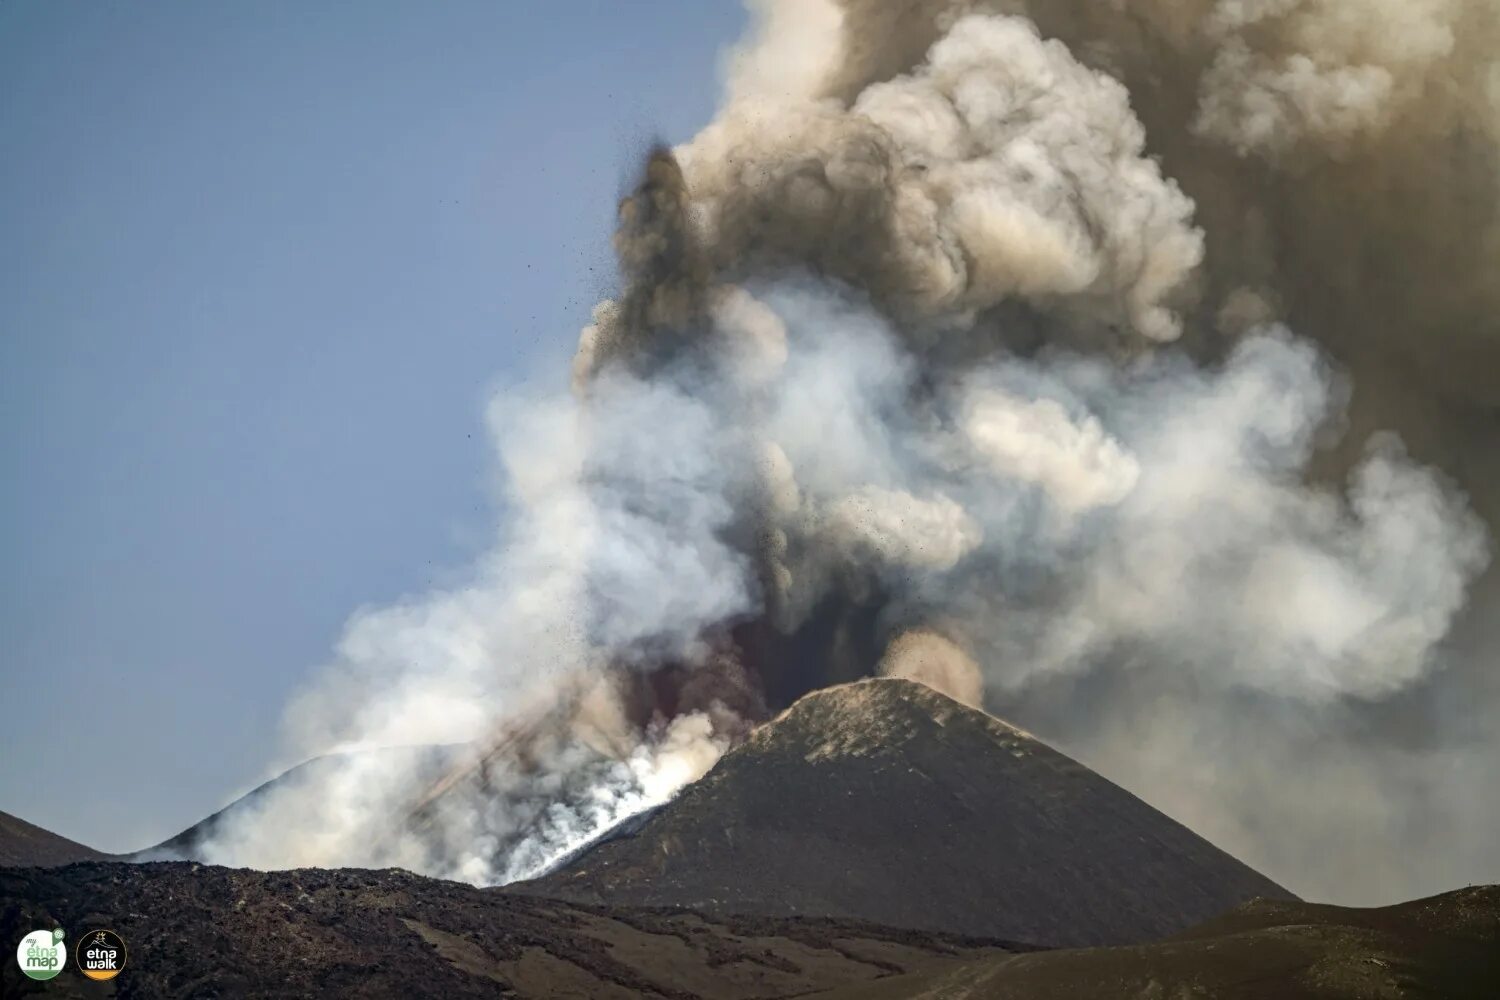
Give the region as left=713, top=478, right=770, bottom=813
left=0, top=1, right=747, bottom=852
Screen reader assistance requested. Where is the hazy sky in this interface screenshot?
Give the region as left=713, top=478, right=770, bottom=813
left=0, top=1, right=746, bottom=852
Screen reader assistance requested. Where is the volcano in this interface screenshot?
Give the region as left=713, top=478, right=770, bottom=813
left=5, top=680, right=1493, bottom=999
left=0, top=811, right=109, bottom=868
left=519, top=678, right=1293, bottom=947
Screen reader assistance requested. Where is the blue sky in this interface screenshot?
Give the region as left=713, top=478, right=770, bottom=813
left=0, top=1, right=746, bottom=851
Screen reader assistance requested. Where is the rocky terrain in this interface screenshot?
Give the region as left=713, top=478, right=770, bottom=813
left=521, top=679, right=1293, bottom=947
left=0, top=861, right=1021, bottom=999
left=3, top=862, right=1493, bottom=998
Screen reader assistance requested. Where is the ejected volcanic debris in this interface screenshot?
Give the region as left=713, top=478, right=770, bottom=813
left=518, top=678, right=1293, bottom=948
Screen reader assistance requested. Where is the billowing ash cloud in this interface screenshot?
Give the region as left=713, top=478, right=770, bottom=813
left=204, top=0, right=1500, bottom=903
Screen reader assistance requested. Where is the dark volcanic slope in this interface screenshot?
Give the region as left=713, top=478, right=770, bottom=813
left=0, top=862, right=1018, bottom=999
left=809, top=886, right=1500, bottom=999
left=0, top=811, right=109, bottom=868
left=521, top=678, right=1294, bottom=948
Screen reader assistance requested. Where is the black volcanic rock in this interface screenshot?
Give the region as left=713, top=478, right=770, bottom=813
left=0, top=811, right=110, bottom=868
left=0, top=862, right=1019, bottom=999
left=2, top=861, right=1488, bottom=999
left=520, top=678, right=1295, bottom=948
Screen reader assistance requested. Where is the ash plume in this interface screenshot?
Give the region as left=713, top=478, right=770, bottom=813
left=205, top=0, right=1499, bottom=903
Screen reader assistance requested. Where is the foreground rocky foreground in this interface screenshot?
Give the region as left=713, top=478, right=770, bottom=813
left=1, top=862, right=1021, bottom=999
left=2, top=863, right=1495, bottom=998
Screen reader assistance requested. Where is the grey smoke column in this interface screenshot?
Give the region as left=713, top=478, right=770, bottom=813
left=564, top=0, right=1498, bottom=903
left=219, top=0, right=1499, bottom=903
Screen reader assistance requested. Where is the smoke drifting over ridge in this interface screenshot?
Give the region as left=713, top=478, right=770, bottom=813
left=204, top=0, right=1500, bottom=903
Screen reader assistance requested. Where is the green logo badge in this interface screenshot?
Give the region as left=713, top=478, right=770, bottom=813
left=16, top=928, right=66, bottom=981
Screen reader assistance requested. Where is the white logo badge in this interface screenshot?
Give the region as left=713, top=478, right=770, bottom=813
left=16, top=927, right=66, bottom=981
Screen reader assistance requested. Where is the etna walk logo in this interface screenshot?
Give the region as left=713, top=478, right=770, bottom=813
left=15, top=927, right=65, bottom=981
left=77, top=929, right=127, bottom=981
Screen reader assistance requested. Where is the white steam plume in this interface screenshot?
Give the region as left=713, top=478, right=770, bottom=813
left=197, top=0, right=1499, bottom=906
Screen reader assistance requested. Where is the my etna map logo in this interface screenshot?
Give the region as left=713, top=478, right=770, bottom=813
left=77, top=929, right=127, bottom=981
left=15, top=927, right=65, bottom=981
